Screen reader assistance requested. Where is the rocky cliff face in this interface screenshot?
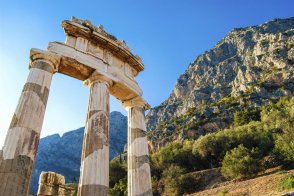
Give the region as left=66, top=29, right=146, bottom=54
left=30, top=111, right=127, bottom=195
left=147, top=17, right=294, bottom=149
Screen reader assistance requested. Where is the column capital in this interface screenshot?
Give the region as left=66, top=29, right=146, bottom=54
left=122, top=96, right=150, bottom=110
left=30, top=48, right=61, bottom=73
left=83, top=72, right=113, bottom=87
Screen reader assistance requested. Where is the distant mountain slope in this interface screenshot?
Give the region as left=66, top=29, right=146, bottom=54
left=146, top=17, right=294, bottom=149
left=30, top=111, right=127, bottom=195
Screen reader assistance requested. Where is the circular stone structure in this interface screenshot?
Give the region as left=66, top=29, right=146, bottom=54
left=0, top=17, right=152, bottom=196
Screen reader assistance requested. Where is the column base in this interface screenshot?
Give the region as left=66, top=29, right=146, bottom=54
left=0, top=153, right=34, bottom=196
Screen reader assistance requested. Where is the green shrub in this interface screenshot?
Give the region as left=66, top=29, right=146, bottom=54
left=288, top=41, right=294, bottom=49
left=162, top=165, right=186, bottom=196
left=161, top=165, right=200, bottom=195
left=261, top=97, right=294, bottom=163
left=234, top=108, right=261, bottom=126
left=151, top=141, right=202, bottom=173
left=109, top=157, right=127, bottom=187
left=109, top=178, right=127, bottom=196
left=275, top=131, right=294, bottom=162
left=221, top=145, right=261, bottom=179
left=192, top=121, right=274, bottom=168
left=151, top=176, right=159, bottom=195
left=109, top=156, right=127, bottom=196
left=278, top=174, right=294, bottom=190
left=178, top=173, right=200, bottom=195
left=193, top=133, right=230, bottom=167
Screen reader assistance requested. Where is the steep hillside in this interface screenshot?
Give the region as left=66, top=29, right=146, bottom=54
left=190, top=169, right=294, bottom=196
left=30, top=111, right=127, bottom=195
left=146, top=17, right=294, bottom=148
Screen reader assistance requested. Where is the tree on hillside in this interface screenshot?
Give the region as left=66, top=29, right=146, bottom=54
left=221, top=144, right=261, bottom=179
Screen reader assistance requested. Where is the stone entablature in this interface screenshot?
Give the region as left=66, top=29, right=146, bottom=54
left=44, top=17, right=144, bottom=102
left=62, top=17, right=143, bottom=76
left=46, top=41, right=142, bottom=101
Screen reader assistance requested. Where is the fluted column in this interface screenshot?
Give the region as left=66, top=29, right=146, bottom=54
left=0, top=49, right=60, bottom=196
left=123, top=97, right=152, bottom=196
left=78, top=74, right=113, bottom=196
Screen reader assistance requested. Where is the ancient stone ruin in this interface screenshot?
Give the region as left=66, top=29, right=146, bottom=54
left=37, top=172, right=76, bottom=196
left=0, top=17, right=152, bottom=196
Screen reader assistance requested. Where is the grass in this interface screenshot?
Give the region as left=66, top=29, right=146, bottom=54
left=277, top=170, right=289, bottom=175
left=278, top=174, right=294, bottom=190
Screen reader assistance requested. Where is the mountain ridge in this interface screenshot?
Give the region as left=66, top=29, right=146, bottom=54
left=146, top=16, right=294, bottom=149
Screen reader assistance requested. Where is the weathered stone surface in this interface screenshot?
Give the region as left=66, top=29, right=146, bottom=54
left=22, top=83, right=50, bottom=106
left=78, top=78, right=111, bottom=195
left=31, top=61, right=54, bottom=73
left=0, top=59, right=57, bottom=196
left=137, top=189, right=153, bottom=196
left=129, top=155, right=150, bottom=170
left=79, top=184, right=108, bottom=196
left=0, top=155, right=34, bottom=196
left=131, top=128, right=146, bottom=139
left=62, top=17, right=144, bottom=74
left=48, top=16, right=146, bottom=102
left=37, top=172, right=76, bottom=196
left=126, top=103, right=152, bottom=196
left=39, top=172, right=65, bottom=185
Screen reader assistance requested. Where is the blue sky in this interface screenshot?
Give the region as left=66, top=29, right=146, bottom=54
left=0, top=0, right=293, bottom=147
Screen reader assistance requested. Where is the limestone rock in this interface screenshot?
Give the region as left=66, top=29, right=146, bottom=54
left=146, top=17, right=294, bottom=148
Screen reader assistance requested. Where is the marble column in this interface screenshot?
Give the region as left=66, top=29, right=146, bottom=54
left=78, top=74, right=113, bottom=196
left=0, top=49, right=60, bottom=196
left=123, top=97, right=152, bottom=196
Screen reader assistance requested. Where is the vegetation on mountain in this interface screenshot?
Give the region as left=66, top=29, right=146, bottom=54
left=221, top=144, right=261, bottom=179
left=146, top=17, right=294, bottom=149
left=109, top=96, right=294, bottom=195
left=109, top=156, right=127, bottom=196
left=278, top=174, right=294, bottom=190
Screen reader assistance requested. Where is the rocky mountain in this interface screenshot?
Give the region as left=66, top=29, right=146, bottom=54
left=30, top=111, right=127, bottom=195
left=146, top=17, right=294, bottom=149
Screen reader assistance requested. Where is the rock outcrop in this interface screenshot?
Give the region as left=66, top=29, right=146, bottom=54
left=30, top=111, right=127, bottom=195
left=146, top=17, right=294, bottom=149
